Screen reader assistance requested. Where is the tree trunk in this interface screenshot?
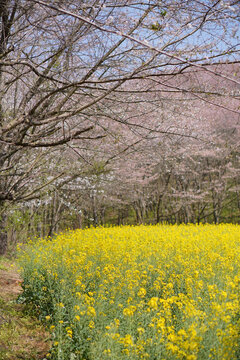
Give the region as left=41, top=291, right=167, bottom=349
left=156, top=195, right=163, bottom=223
left=0, top=204, right=7, bottom=255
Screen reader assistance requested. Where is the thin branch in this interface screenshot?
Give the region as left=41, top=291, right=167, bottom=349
left=29, top=0, right=240, bottom=87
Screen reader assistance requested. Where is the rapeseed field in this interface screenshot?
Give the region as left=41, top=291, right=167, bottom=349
left=18, top=224, right=240, bottom=360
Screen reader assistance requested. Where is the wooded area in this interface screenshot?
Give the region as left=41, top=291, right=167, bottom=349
left=0, top=0, right=239, bottom=253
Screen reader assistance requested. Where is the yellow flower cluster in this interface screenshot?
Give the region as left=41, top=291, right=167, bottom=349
left=19, top=224, right=240, bottom=359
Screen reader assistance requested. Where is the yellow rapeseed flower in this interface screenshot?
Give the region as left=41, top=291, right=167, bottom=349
left=19, top=224, right=240, bottom=359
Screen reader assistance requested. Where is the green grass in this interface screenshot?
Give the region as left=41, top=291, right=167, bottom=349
left=0, top=256, right=51, bottom=360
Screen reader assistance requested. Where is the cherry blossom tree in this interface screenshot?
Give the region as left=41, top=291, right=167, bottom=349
left=1, top=0, right=240, bottom=251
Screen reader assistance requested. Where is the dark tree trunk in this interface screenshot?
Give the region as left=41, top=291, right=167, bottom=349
left=0, top=205, right=7, bottom=255
left=156, top=195, right=163, bottom=223
left=0, top=231, right=7, bottom=255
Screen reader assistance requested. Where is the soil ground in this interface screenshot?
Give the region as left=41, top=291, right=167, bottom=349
left=0, top=258, right=51, bottom=360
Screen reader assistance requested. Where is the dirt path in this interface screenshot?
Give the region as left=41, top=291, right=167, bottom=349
left=0, top=266, right=22, bottom=301
left=0, top=259, right=51, bottom=360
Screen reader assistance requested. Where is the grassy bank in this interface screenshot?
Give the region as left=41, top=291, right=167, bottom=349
left=0, top=257, right=50, bottom=359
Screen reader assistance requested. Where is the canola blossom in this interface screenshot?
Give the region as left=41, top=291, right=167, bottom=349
left=18, top=224, right=240, bottom=360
